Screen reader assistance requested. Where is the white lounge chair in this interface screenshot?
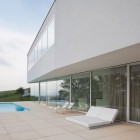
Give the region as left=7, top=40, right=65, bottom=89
left=65, top=106, right=118, bottom=129
left=67, top=102, right=74, bottom=110
left=59, top=102, right=74, bottom=113
left=54, top=102, right=69, bottom=112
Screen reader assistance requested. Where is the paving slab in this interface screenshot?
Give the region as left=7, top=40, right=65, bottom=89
left=0, top=102, right=139, bottom=140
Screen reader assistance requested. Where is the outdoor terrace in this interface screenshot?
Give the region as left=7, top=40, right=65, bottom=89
left=0, top=102, right=139, bottom=140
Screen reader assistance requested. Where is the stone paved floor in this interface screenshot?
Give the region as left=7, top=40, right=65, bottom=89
left=0, top=102, right=140, bottom=140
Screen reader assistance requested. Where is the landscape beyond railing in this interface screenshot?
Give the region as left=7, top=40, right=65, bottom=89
left=0, top=90, right=30, bottom=102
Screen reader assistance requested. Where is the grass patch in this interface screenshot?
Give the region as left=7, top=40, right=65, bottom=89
left=0, top=90, right=30, bottom=102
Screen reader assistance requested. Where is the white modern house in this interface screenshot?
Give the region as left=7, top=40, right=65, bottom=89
left=27, top=0, right=140, bottom=123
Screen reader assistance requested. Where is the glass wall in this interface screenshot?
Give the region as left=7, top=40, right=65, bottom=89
left=47, top=80, right=57, bottom=106
left=30, top=83, right=39, bottom=101
left=56, top=77, right=70, bottom=105
left=130, top=64, right=140, bottom=122
left=28, top=50, right=34, bottom=70
left=71, top=72, right=90, bottom=112
left=29, top=65, right=130, bottom=122
left=48, top=17, right=55, bottom=48
left=46, top=76, right=70, bottom=107
left=91, top=66, right=127, bottom=121
left=34, top=45, right=38, bottom=62
left=40, top=82, right=47, bottom=103
left=38, top=40, right=42, bottom=59
left=42, top=30, right=48, bottom=53
left=28, top=16, right=55, bottom=70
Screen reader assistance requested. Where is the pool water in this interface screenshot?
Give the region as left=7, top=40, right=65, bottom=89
left=0, top=103, right=29, bottom=112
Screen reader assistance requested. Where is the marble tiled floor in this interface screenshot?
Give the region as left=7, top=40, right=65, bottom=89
left=0, top=102, right=139, bottom=140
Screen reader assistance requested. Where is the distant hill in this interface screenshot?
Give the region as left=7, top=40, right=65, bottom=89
left=0, top=90, right=30, bottom=102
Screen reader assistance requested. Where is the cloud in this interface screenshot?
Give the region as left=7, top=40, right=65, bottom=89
left=0, top=28, right=33, bottom=66
left=0, top=58, right=12, bottom=67
left=0, top=27, right=34, bottom=91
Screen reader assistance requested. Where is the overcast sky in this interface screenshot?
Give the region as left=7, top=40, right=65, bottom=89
left=0, top=0, right=54, bottom=91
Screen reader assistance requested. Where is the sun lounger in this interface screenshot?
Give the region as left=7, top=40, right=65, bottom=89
left=65, top=106, right=118, bottom=128
left=67, top=102, right=74, bottom=110
left=54, top=102, right=69, bottom=112
left=59, top=102, right=74, bottom=113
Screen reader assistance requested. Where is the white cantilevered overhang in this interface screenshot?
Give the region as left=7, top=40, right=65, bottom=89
left=28, top=43, right=140, bottom=83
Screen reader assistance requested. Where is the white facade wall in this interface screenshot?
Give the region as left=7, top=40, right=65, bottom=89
left=55, top=0, right=140, bottom=67
left=28, top=0, right=140, bottom=82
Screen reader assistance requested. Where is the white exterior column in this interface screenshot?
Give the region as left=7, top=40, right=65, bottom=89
left=127, top=64, right=130, bottom=122
left=70, top=75, right=72, bottom=103
left=46, top=82, right=48, bottom=105
left=90, top=71, right=92, bottom=107
left=39, top=82, right=41, bottom=104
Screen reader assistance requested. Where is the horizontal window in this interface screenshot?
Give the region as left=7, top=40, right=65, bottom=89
left=48, top=17, right=55, bottom=48
left=28, top=16, right=55, bottom=70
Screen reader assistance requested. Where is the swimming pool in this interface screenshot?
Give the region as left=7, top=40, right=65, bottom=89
left=0, top=103, right=29, bottom=112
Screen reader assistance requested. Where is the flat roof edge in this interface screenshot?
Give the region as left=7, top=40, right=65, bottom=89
left=27, top=0, right=56, bottom=56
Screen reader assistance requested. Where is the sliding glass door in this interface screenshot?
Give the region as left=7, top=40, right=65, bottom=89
left=40, top=82, right=47, bottom=103
left=56, top=77, right=70, bottom=105
left=91, top=66, right=127, bottom=121
left=130, top=64, right=140, bottom=122
left=46, top=76, right=70, bottom=107
left=71, top=72, right=90, bottom=112
left=30, top=83, right=39, bottom=101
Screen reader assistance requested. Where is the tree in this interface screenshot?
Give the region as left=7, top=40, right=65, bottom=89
left=58, top=79, right=70, bottom=100
left=15, top=87, right=24, bottom=96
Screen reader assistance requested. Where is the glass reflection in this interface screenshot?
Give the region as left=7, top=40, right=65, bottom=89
left=48, top=17, right=55, bottom=48
left=40, top=82, right=47, bottom=103
left=47, top=80, right=57, bottom=106
left=27, top=17, right=55, bottom=70
left=46, top=76, right=70, bottom=107
left=92, top=66, right=127, bottom=121
left=56, top=77, right=70, bottom=105
left=42, top=30, right=48, bottom=53
left=130, top=64, right=140, bottom=122
left=72, top=73, right=90, bottom=112
left=37, top=40, right=42, bottom=59
left=30, top=83, right=39, bottom=101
